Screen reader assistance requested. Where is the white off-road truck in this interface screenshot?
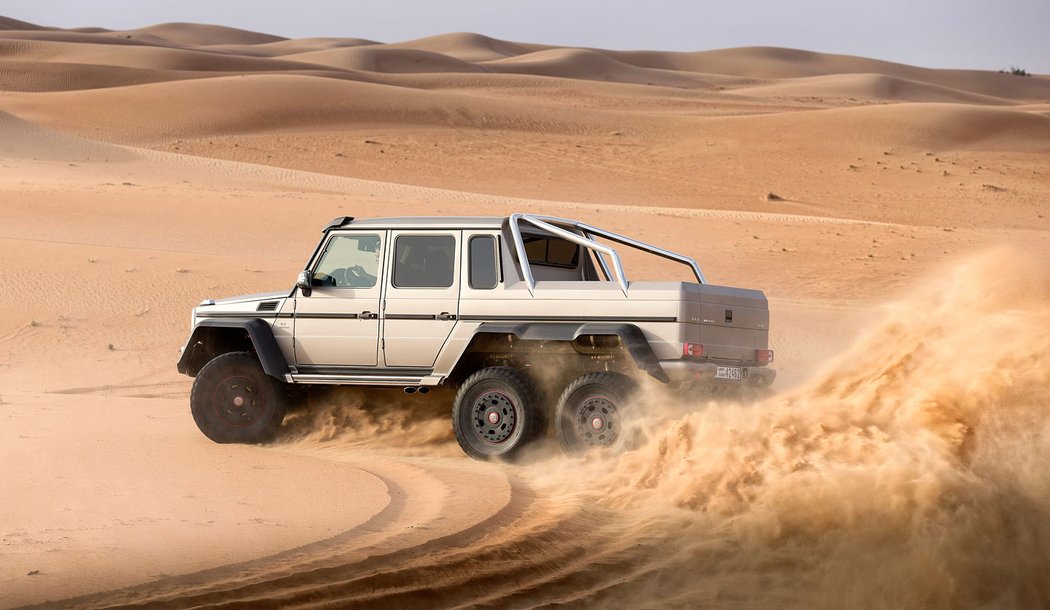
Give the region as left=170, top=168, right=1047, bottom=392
left=177, top=214, right=774, bottom=459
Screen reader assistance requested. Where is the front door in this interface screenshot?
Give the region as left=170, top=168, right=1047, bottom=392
left=383, top=231, right=460, bottom=368
left=293, top=231, right=384, bottom=367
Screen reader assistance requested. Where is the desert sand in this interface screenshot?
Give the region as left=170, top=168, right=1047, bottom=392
left=1, top=16, right=1049, bottom=609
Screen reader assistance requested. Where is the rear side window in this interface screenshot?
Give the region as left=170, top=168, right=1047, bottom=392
left=523, top=235, right=579, bottom=269
left=393, top=234, right=456, bottom=288
left=469, top=235, right=499, bottom=289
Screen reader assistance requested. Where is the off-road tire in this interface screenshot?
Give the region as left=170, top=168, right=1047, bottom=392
left=452, top=366, right=543, bottom=461
left=190, top=352, right=287, bottom=444
left=555, top=372, right=638, bottom=455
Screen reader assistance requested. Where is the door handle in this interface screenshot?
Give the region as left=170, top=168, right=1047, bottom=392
left=435, top=312, right=457, bottom=321
left=359, top=311, right=378, bottom=319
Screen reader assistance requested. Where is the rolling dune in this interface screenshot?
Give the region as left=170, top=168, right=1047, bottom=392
left=287, top=46, right=489, bottom=74
left=385, top=32, right=546, bottom=62
left=738, top=72, right=1016, bottom=105
left=126, top=22, right=287, bottom=46
left=1, top=15, right=1048, bottom=610
left=485, top=47, right=718, bottom=88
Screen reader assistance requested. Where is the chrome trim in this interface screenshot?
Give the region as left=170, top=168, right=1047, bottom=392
left=288, top=374, right=432, bottom=386
left=457, top=314, right=677, bottom=322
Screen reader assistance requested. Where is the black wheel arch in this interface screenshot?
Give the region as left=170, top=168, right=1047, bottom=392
left=177, top=318, right=289, bottom=381
left=453, top=322, right=668, bottom=383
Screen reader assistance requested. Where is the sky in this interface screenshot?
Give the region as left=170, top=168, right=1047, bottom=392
left=3, top=0, right=1048, bottom=73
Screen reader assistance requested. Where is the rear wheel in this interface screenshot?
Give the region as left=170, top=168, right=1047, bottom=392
left=555, top=372, right=638, bottom=454
left=190, top=352, right=287, bottom=444
left=452, top=367, right=542, bottom=461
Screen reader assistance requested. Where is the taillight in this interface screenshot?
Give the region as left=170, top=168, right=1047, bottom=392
left=755, top=349, right=774, bottom=363
left=683, top=343, right=704, bottom=357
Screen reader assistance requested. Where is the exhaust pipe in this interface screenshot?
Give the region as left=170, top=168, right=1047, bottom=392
left=403, top=386, right=431, bottom=395
left=418, top=386, right=430, bottom=394
left=403, top=387, right=417, bottom=394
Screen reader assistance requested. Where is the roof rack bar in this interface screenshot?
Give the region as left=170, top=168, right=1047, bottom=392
left=584, top=232, right=615, bottom=282
left=507, top=213, right=535, bottom=294
left=508, top=213, right=706, bottom=296
left=527, top=215, right=707, bottom=285
left=526, top=216, right=630, bottom=295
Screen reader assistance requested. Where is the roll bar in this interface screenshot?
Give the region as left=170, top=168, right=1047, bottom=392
left=507, top=213, right=707, bottom=296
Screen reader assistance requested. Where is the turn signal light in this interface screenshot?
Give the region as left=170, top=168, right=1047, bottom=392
left=683, top=343, right=704, bottom=357
left=756, top=349, right=775, bottom=363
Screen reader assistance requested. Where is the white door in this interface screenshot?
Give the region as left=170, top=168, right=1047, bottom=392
left=294, top=231, right=384, bottom=367
left=383, top=231, right=460, bottom=368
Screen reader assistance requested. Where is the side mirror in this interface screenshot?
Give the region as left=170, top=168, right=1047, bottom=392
left=296, top=270, right=313, bottom=297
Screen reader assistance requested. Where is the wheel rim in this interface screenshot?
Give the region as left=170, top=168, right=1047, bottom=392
left=212, top=375, right=265, bottom=427
left=572, top=394, right=619, bottom=447
left=471, top=390, right=517, bottom=444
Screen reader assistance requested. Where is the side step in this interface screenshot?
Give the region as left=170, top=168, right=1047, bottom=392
left=286, top=374, right=436, bottom=387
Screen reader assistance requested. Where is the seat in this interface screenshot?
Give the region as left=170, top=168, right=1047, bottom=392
left=425, top=250, right=452, bottom=286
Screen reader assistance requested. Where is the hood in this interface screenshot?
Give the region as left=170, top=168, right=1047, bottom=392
left=201, top=290, right=291, bottom=307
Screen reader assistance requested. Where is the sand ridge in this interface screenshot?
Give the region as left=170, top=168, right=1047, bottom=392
left=0, top=15, right=1048, bottom=609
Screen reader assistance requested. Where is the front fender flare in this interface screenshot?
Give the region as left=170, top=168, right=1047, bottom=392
left=176, top=318, right=289, bottom=380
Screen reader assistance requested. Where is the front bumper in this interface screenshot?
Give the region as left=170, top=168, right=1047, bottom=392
left=661, top=359, right=776, bottom=388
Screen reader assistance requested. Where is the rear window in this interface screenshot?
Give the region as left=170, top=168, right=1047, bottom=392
left=469, top=235, right=499, bottom=289
left=523, top=235, right=579, bottom=269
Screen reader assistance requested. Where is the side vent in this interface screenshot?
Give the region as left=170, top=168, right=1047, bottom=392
left=257, top=301, right=279, bottom=312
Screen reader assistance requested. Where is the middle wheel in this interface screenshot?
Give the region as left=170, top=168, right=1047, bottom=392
left=555, top=372, right=639, bottom=454
left=452, top=366, right=543, bottom=461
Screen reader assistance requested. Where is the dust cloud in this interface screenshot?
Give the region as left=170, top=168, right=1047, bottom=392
left=277, top=250, right=1049, bottom=608
left=544, top=249, right=1050, bottom=608
left=279, top=387, right=459, bottom=456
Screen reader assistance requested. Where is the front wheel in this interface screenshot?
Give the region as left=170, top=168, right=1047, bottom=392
left=452, top=367, right=542, bottom=461
left=190, top=352, right=287, bottom=444
left=555, top=372, right=638, bottom=455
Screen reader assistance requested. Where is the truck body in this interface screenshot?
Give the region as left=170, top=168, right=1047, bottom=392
left=177, top=214, right=774, bottom=459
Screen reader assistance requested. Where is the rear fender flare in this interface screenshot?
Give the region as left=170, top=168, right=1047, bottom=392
left=469, top=322, right=669, bottom=383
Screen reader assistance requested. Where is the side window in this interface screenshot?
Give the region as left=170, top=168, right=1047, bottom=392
left=469, top=235, right=499, bottom=289
left=393, top=234, right=456, bottom=288
left=312, top=234, right=381, bottom=288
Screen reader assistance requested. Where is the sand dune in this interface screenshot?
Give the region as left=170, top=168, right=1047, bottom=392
left=700, top=102, right=1050, bottom=152
left=612, top=46, right=1050, bottom=100
left=485, top=47, right=718, bottom=88
left=0, top=109, right=135, bottom=160
left=0, top=38, right=326, bottom=72
left=206, top=37, right=380, bottom=57
left=288, top=46, right=488, bottom=73
left=1, top=14, right=1048, bottom=610
left=0, top=73, right=632, bottom=143
left=126, top=22, right=287, bottom=46
left=386, top=32, right=545, bottom=62
left=738, top=72, right=1015, bottom=105
left=0, top=60, right=220, bottom=92
left=0, top=15, right=41, bottom=30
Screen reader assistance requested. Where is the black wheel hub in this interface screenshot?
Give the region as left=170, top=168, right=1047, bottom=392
left=212, top=375, right=265, bottom=426
left=573, top=395, right=619, bottom=447
left=472, top=390, right=517, bottom=444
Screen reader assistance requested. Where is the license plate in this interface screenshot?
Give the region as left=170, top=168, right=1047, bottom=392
left=715, top=366, right=745, bottom=380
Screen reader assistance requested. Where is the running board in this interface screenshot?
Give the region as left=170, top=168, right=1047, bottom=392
left=286, top=373, right=437, bottom=386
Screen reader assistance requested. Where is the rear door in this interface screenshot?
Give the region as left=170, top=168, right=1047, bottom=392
left=382, top=231, right=460, bottom=368
left=293, top=231, right=384, bottom=367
